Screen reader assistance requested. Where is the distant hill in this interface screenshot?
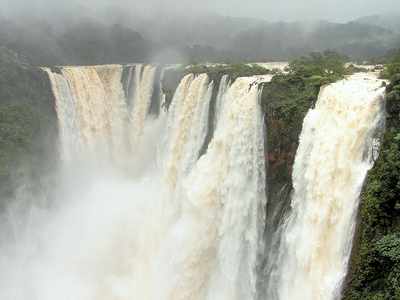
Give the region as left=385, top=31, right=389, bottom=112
left=355, top=14, right=400, bottom=33
left=0, top=19, right=153, bottom=66
left=0, top=13, right=399, bottom=65
left=225, top=19, right=397, bottom=61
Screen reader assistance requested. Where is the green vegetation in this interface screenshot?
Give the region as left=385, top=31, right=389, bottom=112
left=344, top=61, right=400, bottom=300
left=261, top=51, right=347, bottom=178
left=3, top=42, right=399, bottom=297
left=162, top=53, right=348, bottom=110
left=260, top=51, right=400, bottom=300
left=381, top=50, right=400, bottom=80
left=0, top=105, right=42, bottom=196
left=163, top=52, right=347, bottom=177
left=261, top=52, right=348, bottom=248
left=288, top=51, right=347, bottom=84
left=0, top=47, right=57, bottom=207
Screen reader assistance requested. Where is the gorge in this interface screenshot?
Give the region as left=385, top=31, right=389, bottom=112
left=0, top=61, right=388, bottom=300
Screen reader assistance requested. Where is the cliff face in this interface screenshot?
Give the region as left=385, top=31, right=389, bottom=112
left=262, top=74, right=317, bottom=193
left=0, top=47, right=58, bottom=208
left=257, top=74, right=320, bottom=287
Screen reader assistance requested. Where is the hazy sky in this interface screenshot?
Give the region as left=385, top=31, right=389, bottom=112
left=216, top=0, right=400, bottom=21
left=1, top=0, right=400, bottom=22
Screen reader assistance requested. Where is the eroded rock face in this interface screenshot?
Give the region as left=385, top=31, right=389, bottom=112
left=260, top=76, right=317, bottom=241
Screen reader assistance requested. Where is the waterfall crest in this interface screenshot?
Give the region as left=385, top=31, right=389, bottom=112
left=265, top=73, right=386, bottom=300
left=44, top=64, right=163, bottom=166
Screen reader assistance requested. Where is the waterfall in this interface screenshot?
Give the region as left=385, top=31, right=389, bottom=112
left=0, top=66, right=270, bottom=300
left=44, top=64, right=163, bottom=167
left=127, top=65, right=158, bottom=148
left=44, top=65, right=128, bottom=162
left=213, top=74, right=230, bottom=129
left=265, top=73, right=386, bottom=300
left=155, top=76, right=268, bottom=300
left=45, top=68, right=81, bottom=162
left=201, top=77, right=267, bottom=300
left=2, top=64, right=386, bottom=300
left=163, top=73, right=213, bottom=190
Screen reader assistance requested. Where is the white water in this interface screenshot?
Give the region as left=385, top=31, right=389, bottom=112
left=266, top=73, right=386, bottom=300
left=163, top=73, right=213, bottom=191
left=213, top=75, right=230, bottom=129
left=0, top=67, right=269, bottom=300
left=128, top=65, right=158, bottom=148
left=156, top=77, right=268, bottom=300
left=1, top=67, right=386, bottom=300
left=45, top=65, right=130, bottom=163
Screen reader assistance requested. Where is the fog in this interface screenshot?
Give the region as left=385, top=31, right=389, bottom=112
left=217, top=0, right=400, bottom=22
left=0, top=0, right=397, bottom=299
left=0, top=0, right=400, bottom=22
left=0, top=0, right=399, bottom=64
left=0, top=0, right=398, bottom=65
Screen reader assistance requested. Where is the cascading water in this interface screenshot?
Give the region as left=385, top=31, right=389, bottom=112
left=163, top=73, right=213, bottom=190
left=213, top=74, right=230, bottom=129
left=0, top=65, right=270, bottom=300
left=265, top=73, right=386, bottom=300
left=1, top=63, right=387, bottom=300
left=44, top=65, right=130, bottom=162
left=127, top=64, right=158, bottom=148
left=156, top=76, right=268, bottom=300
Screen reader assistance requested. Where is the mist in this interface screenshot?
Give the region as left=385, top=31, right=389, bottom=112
left=0, top=0, right=398, bottom=298
left=0, top=0, right=399, bottom=65
left=1, top=0, right=400, bottom=22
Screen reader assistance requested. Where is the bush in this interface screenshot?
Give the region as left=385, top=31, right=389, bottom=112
left=288, top=50, right=347, bottom=83
left=381, top=50, right=400, bottom=79
left=376, top=234, right=400, bottom=262
left=261, top=51, right=346, bottom=136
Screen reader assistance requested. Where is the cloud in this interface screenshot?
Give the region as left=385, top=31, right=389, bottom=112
left=0, top=0, right=399, bottom=23
left=215, top=0, right=400, bottom=21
